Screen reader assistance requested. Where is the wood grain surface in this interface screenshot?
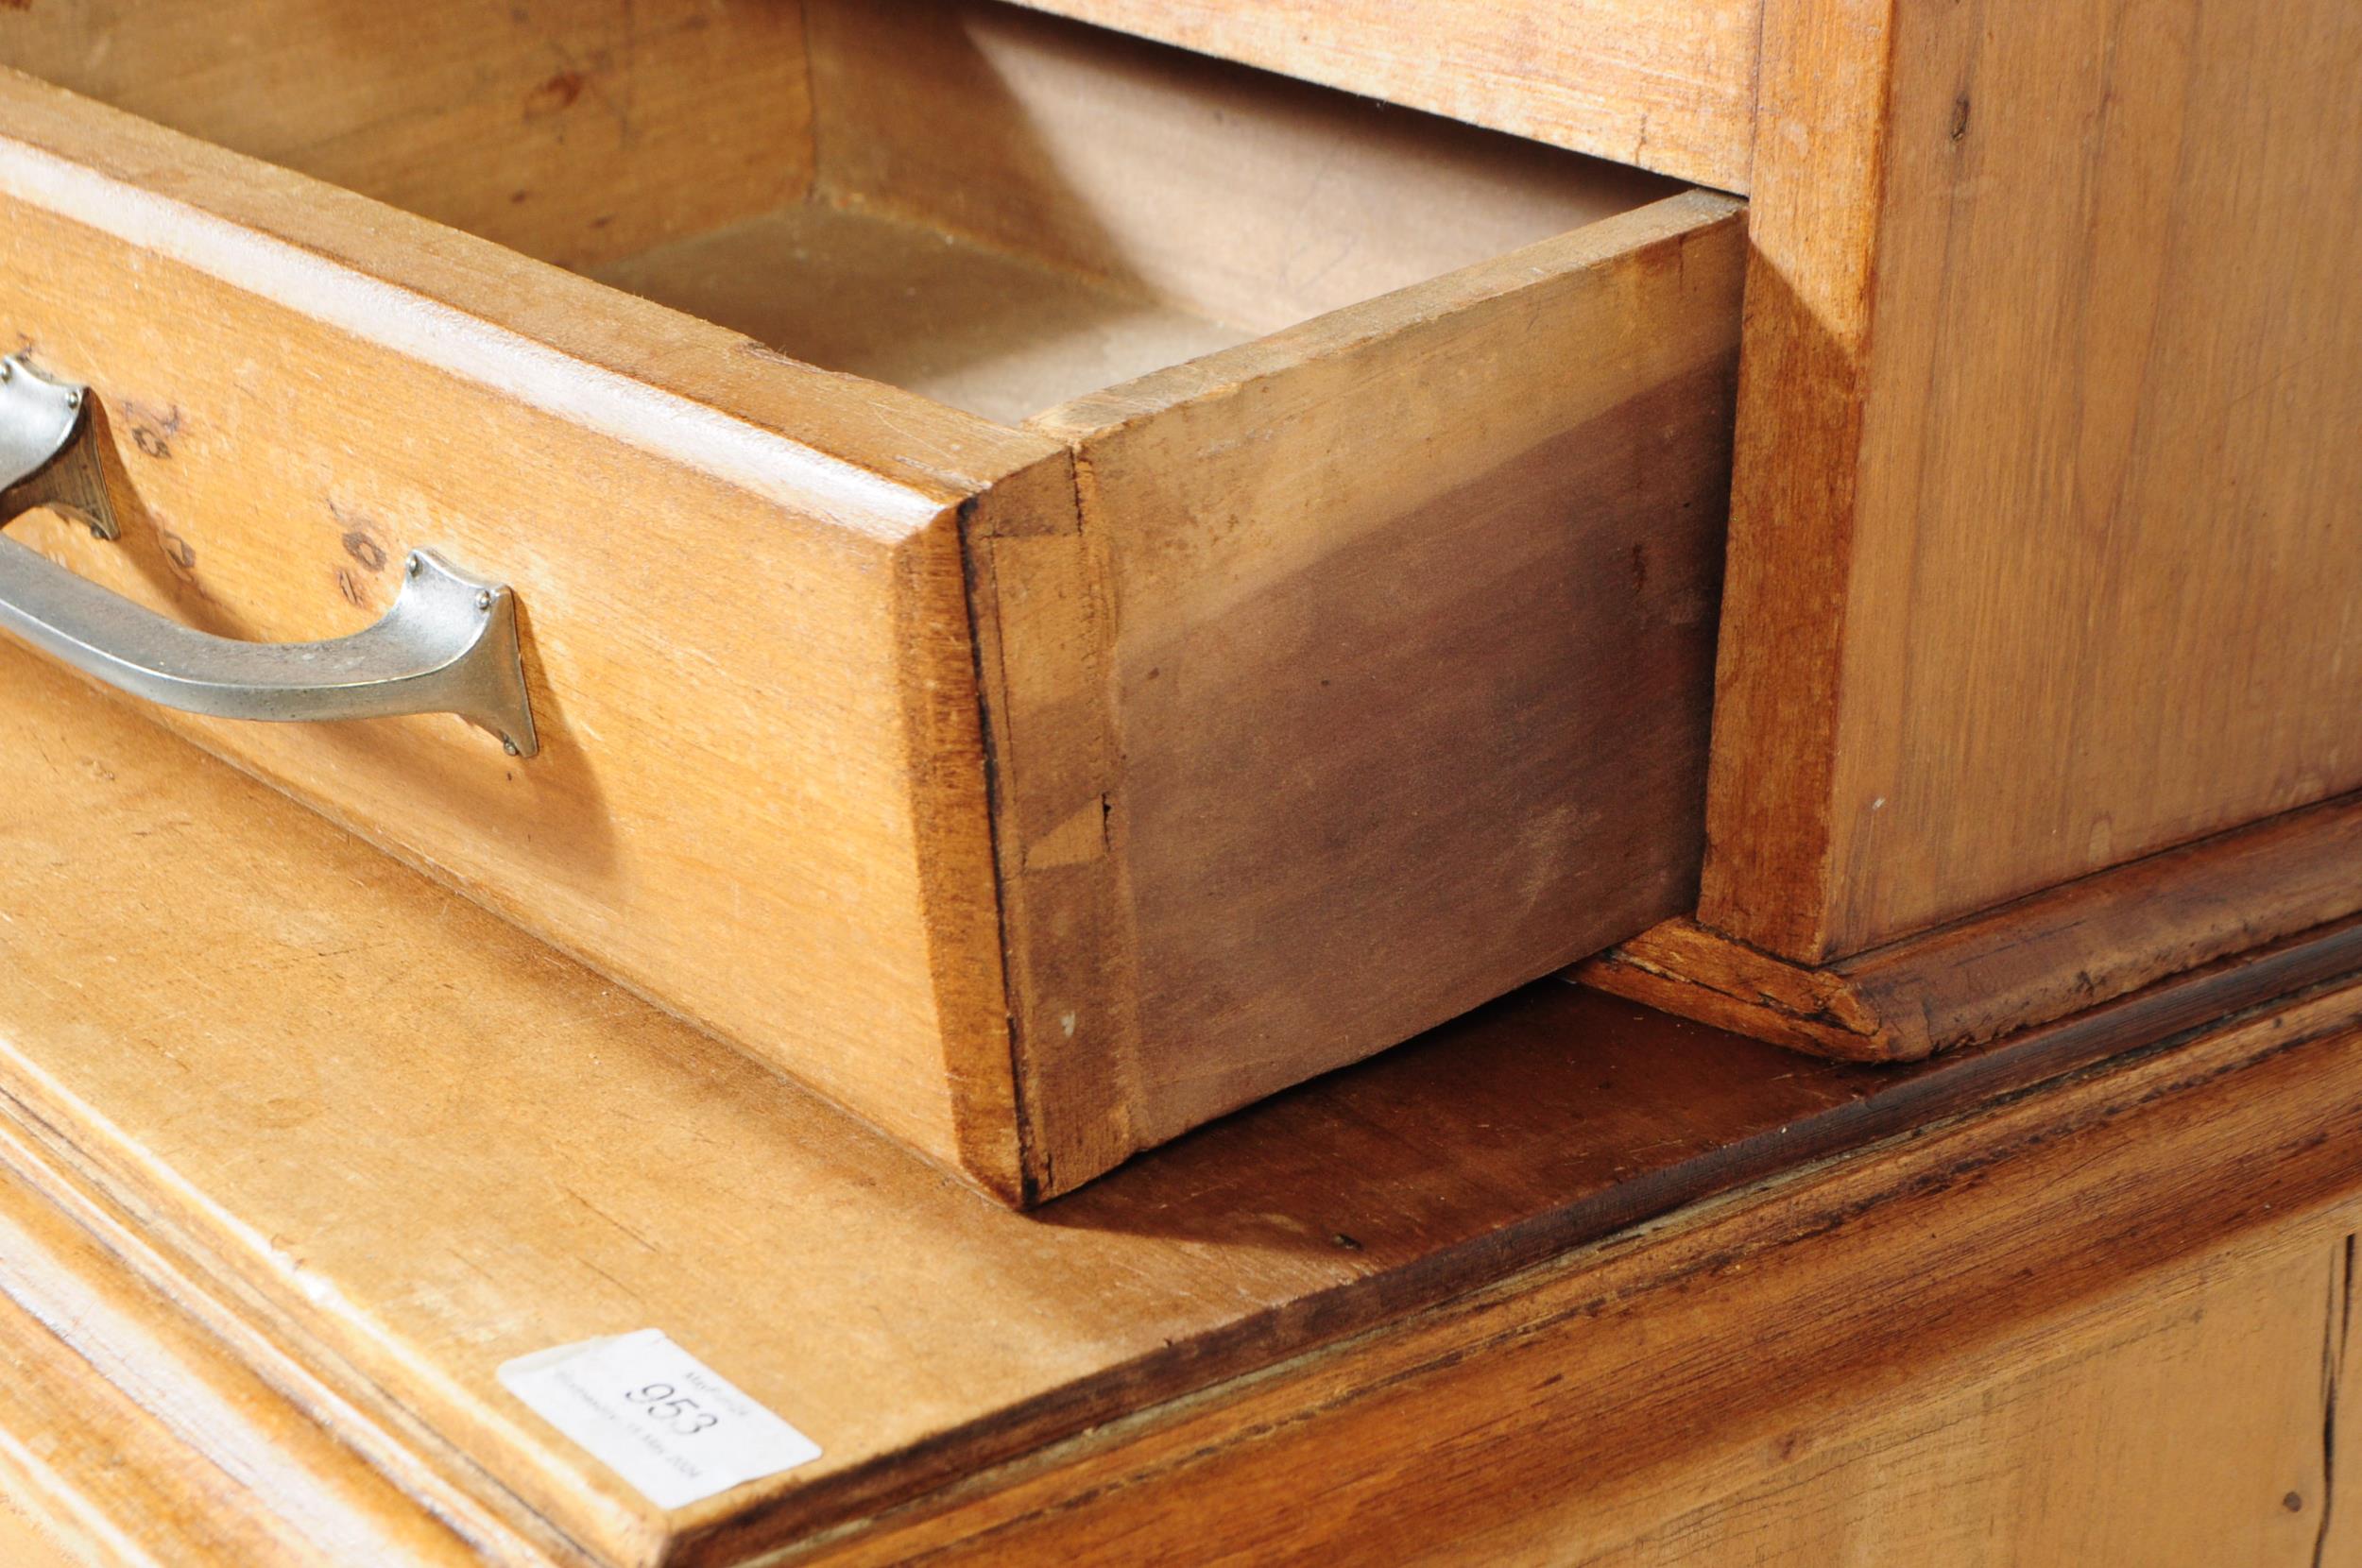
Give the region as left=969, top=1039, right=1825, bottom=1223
left=1001, top=0, right=1763, bottom=193
left=1585, top=792, right=2362, bottom=1060
left=12, top=1039, right=2362, bottom=1568
left=0, top=68, right=1052, bottom=1197
left=1018, top=192, right=1744, bottom=1182
left=0, top=1147, right=501, bottom=1568
left=592, top=203, right=1249, bottom=426
left=1567, top=1232, right=2346, bottom=1566
left=1702, top=0, right=2362, bottom=961
left=806, top=0, right=1678, bottom=338
left=9, top=987, right=2362, bottom=1566
left=0, top=640, right=2355, bottom=1565
left=598, top=0, right=1675, bottom=428
left=821, top=989, right=2362, bottom=1563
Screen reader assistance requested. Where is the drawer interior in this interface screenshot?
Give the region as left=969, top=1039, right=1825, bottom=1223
left=3, top=0, right=1675, bottom=426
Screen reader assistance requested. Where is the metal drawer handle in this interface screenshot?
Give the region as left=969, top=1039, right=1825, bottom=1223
left=0, top=355, right=537, bottom=758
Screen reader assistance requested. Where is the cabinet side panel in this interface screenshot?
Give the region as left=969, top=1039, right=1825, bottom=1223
left=1704, top=0, right=2362, bottom=959
left=1829, top=0, right=2362, bottom=947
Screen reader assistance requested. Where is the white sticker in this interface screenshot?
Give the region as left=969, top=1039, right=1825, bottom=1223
left=498, top=1329, right=821, bottom=1508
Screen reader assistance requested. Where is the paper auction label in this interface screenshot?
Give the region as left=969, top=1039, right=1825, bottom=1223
left=499, top=1329, right=821, bottom=1508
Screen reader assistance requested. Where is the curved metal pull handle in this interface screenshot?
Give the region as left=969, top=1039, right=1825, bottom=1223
left=0, top=356, right=537, bottom=758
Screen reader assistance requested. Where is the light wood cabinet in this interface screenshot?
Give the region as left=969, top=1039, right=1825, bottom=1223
left=0, top=0, right=2352, bottom=1561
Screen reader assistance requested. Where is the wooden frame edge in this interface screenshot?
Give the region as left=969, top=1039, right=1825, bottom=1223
left=957, top=452, right=1150, bottom=1202
left=1583, top=791, right=2362, bottom=1061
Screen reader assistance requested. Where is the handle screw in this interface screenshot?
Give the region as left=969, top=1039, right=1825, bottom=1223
left=474, top=590, right=493, bottom=612
left=405, top=554, right=421, bottom=578
left=503, top=737, right=522, bottom=757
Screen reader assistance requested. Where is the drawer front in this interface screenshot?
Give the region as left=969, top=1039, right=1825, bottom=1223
left=0, top=71, right=1049, bottom=1196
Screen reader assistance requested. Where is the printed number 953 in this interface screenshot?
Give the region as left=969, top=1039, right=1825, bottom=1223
left=625, top=1382, right=720, bottom=1436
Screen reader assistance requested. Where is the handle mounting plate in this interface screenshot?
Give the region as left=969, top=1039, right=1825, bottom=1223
left=0, top=355, right=537, bottom=758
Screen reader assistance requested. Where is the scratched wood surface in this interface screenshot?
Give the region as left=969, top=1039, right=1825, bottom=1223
left=0, top=641, right=2356, bottom=1564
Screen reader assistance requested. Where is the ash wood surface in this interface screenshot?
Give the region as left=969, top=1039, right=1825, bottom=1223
left=1015, top=192, right=1744, bottom=1181
left=1700, top=0, right=2362, bottom=963
left=1584, top=792, right=2362, bottom=1060
left=0, top=69, right=1050, bottom=1196
left=1, top=640, right=2357, bottom=1565
left=0, top=0, right=813, bottom=271
left=1001, top=0, right=1762, bottom=194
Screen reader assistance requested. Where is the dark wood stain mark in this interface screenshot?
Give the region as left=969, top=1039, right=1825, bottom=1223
left=340, top=530, right=387, bottom=573
left=327, top=502, right=389, bottom=578
left=525, top=70, right=588, bottom=116
left=122, top=402, right=181, bottom=462
left=157, top=527, right=197, bottom=575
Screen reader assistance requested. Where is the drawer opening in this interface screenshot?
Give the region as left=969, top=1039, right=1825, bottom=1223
left=596, top=0, right=1680, bottom=425
left=5, top=0, right=1676, bottom=427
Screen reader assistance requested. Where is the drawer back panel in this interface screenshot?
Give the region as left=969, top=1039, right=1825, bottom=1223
left=803, top=0, right=1675, bottom=335
left=0, top=0, right=816, bottom=269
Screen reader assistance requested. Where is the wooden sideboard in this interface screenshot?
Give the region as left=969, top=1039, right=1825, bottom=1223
left=0, top=0, right=2353, bottom=1561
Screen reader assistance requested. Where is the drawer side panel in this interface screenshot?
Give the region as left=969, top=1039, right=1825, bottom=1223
left=1027, top=191, right=1748, bottom=1179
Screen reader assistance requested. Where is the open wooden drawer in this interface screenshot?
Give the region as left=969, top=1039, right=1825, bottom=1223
left=0, top=0, right=1744, bottom=1202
